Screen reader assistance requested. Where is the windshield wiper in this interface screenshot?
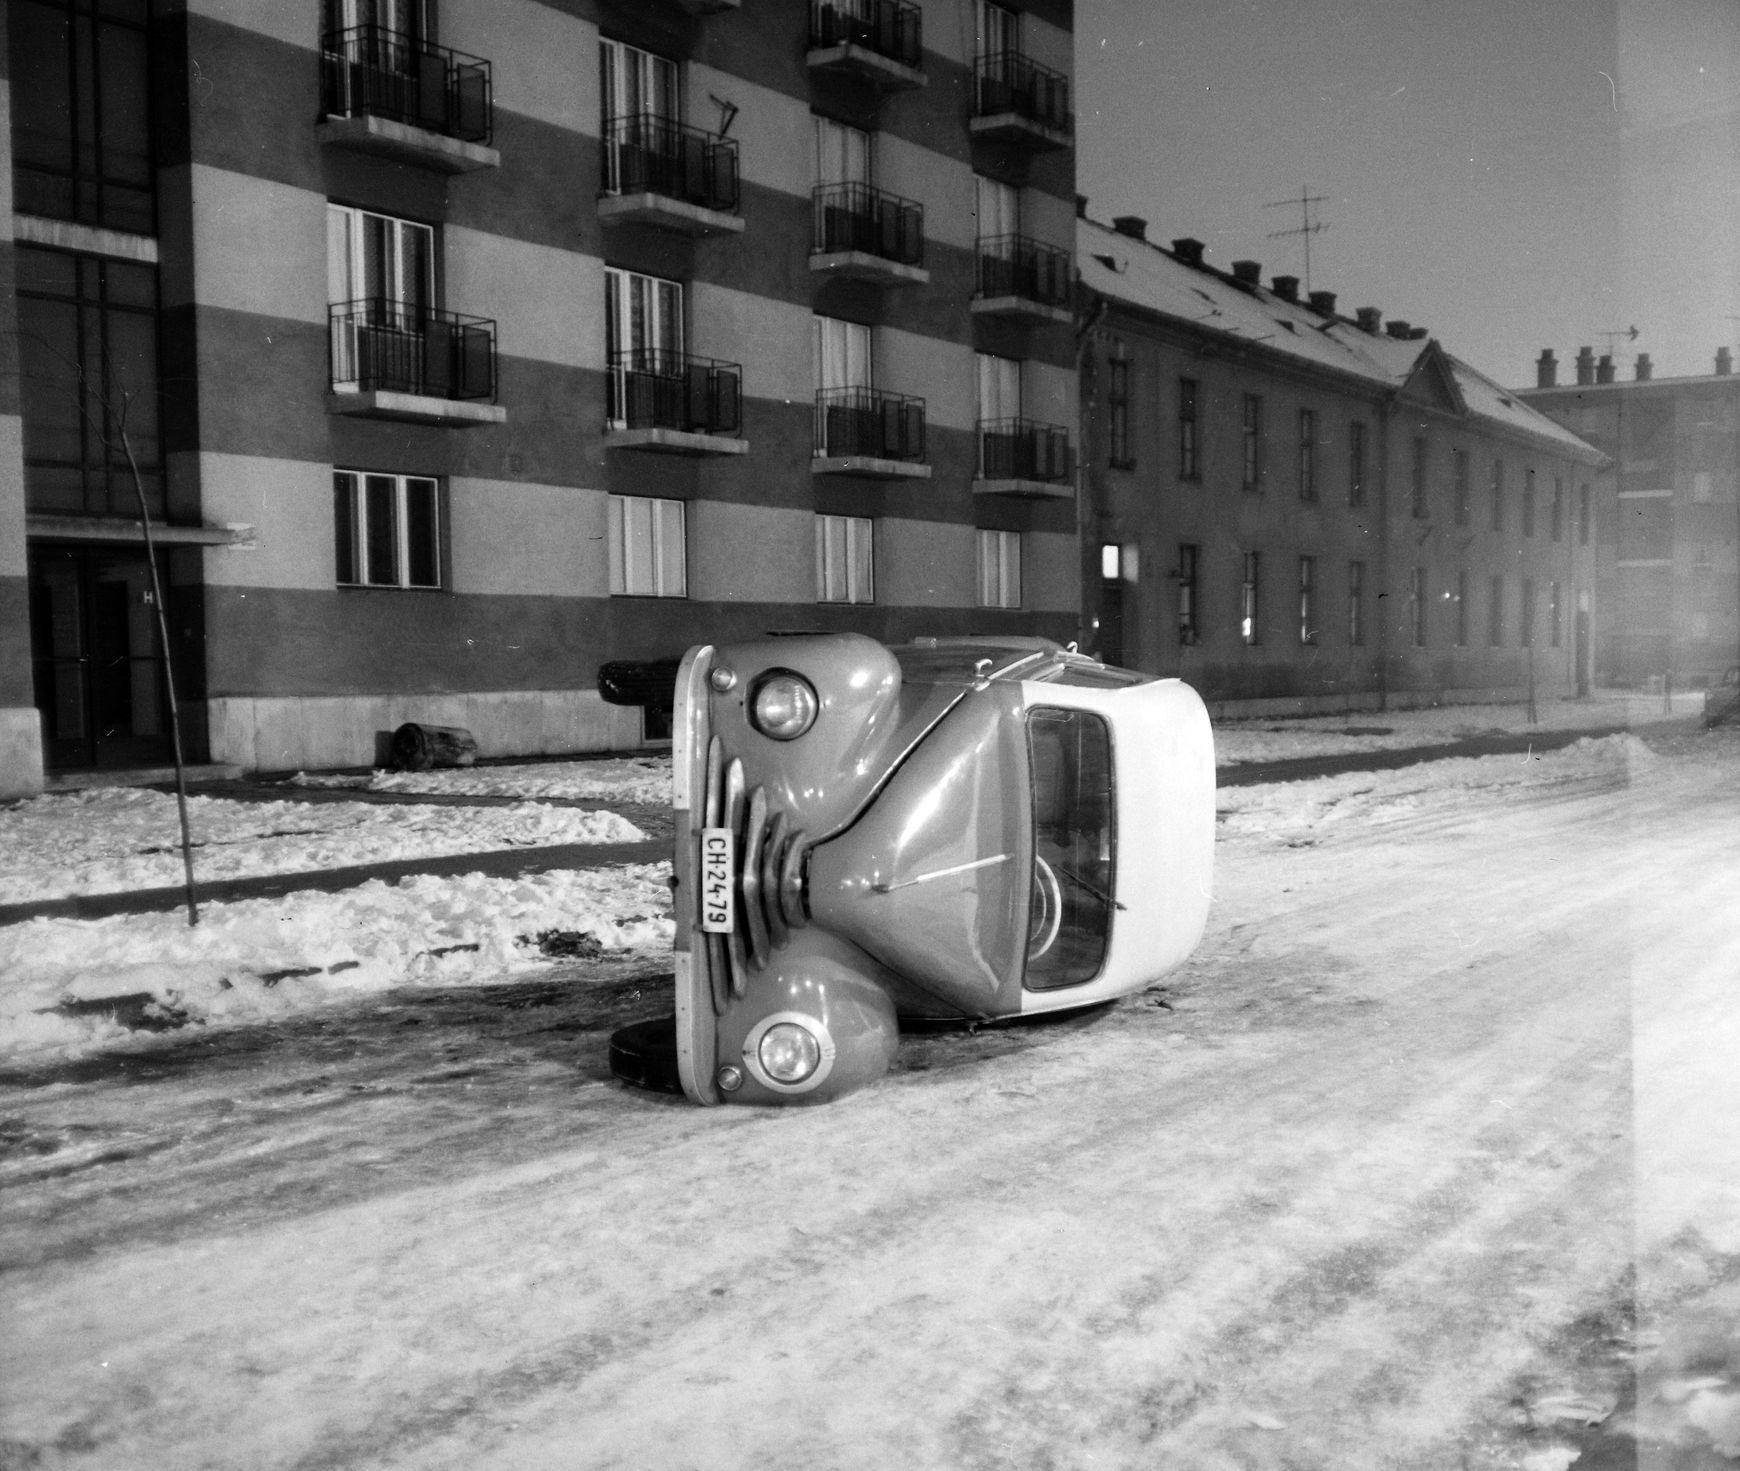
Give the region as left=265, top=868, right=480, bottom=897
left=1056, top=862, right=1124, bottom=911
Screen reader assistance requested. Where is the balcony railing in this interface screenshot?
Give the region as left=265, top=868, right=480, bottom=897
left=976, top=234, right=1070, bottom=307
left=974, top=50, right=1072, bottom=134
left=979, top=418, right=1071, bottom=481
left=809, top=0, right=922, bottom=70
left=601, top=114, right=740, bottom=214
left=816, top=387, right=926, bottom=462
left=320, top=26, right=493, bottom=145
left=813, top=183, right=924, bottom=266
left=609, top=350, right=742, bottom=437
left=329, top=299, right=497, bottom=402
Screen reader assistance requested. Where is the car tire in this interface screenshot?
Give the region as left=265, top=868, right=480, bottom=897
left=608, top=1015, right=684, bottom=1094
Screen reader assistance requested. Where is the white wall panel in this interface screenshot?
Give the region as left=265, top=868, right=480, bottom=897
left=876, top=517, right=977, bottom=608
left=445, top=2, right=595, bottom=134
left=687, top=502, right=810, bottom=602
left=448, top=479, right=604, bottom=596
left=445, top=228, right=602, bottom=371
left=195, top=452, right=334, bottom=590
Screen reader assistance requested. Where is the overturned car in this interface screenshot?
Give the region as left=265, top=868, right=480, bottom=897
left=605, top=634, right=1214, bottom=1106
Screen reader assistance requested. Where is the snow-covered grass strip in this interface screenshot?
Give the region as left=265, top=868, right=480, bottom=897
left=0, top=864, right=674, bottom=1061
left=0, top=789, right=647, bottom=903
left=289, top=756, right=673, bottom=805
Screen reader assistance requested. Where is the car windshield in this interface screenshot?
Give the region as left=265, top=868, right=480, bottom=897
left=1024, top=708, right=1115, bottom=989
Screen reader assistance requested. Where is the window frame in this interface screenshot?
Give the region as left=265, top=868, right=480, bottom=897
left=1240, top=549, right=1261, bottom=645
left=816, top=513, right=875, bottom=604
left=1488, top=574, right=1505, bottom=646
left=1411, top=435, right=1429, bottom=518
left=1347, top=419, right=1366, bottom=506
left=600, top=36, right=678, bottom=128
left=1241, top=394, right=1263, bottom=491
left=978, top=527, right=1022, bottom=608
left=1178, top=542, right=1200, bottom=645
left=334, top=469, right=443, bottom=590
left=1523, top=468, right=1537, bottom=538
left=1490, top=458, right=1505, bottom=532
left=1298, top=408, right=1317, bottom=501
left=1347, top=560, right=1365, bottom=646
left=1179, top=378, right=1200, bottom=481
left=1298, top=554, right=1317, bottom=645
left=1107, top=353, right=1132, bottom=469
left=1453, top=447, right=1470, bottom=525
left=1551, top=477, right=1565, bottom=542
left=1455, top=568, right=1469, bottom=646
left=1410, top=565, right=1427, bottom=648
left=608, top=493, right=688, bottom=598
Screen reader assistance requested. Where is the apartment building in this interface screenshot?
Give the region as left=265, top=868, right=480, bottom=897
left=1078, top=214, right=1604, bottom=714
left=1, top=0, right=1078, bottom=795
left=1519, top=347, right=1740, bottom=690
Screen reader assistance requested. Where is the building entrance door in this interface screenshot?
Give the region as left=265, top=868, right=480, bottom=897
left=28, top=545, right=174, bottom=771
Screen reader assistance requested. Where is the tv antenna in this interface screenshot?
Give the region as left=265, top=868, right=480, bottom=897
left=1598, top=325, right=1639, bottom=356
left=1265, top=186, right=1329, bottom=294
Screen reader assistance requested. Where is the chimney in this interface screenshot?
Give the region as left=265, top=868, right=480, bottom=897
left=1308, top=290, right=1337, bottom=315
left=1111, top=215, right=1147, bottom=241
left=1385, top=320, right=1412, bottom=338
left=1718, top=347, right=1733, bottom=376
left=1170, top=237, right=1205, bottom=267
left=1634, top=353, right=1652, bottom=381
left=1575, top=346, right=1595, bottom=385
left=1270, top=275, right=1299, bottom=303
left=1230, top=259, right=1262, bottom=286
left=1596, top=354, right=1616, bottom=384
left=1407, top=327, right=1428, bottom=340
left=1536, top=349, right=1558, bottom=388
left=1355, top=306, right=1382, bottom=334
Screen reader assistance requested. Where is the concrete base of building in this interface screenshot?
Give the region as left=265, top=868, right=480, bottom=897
left=202, top=689, right=647, bottom=775
left=1203, top=684, right=1565, bottom=722
left=0, top=708, right=46, bottom=799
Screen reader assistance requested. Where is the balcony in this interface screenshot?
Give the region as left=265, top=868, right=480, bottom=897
left=974, top=418, right=1072, bottom=497
left=317, top=27, right=499, bottom=173
left=810, top=183, right=928, bottom=287
left=605, top=350, right=746, bottom=457
left=972, top=235, right=1072, bottom=324
left=327, top=300, right=504, bottom=426
left=971, top=51, right=1072, bottom=150
left=598, top=115, right=743, bottom=236
left=813, top=388, right=931, bottom=479
left=807, top=0, right=925, bottom=91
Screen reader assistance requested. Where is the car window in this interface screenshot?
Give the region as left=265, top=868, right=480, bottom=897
left=1024, top=708, right=1115, bottom=989
left=894, top=641, right=1053, bottom=686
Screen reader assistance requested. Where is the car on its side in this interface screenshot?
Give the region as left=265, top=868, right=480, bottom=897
left=605, top=633, right=1215, bottom=1105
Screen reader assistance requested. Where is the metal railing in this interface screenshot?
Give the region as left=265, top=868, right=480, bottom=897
left=609, top=350, right=742, bottom=437
left=974, top=50, right=1072, bottom=133
left=812, top=182, right=924, bottom=266
left=809, top=0, right=922, bottom=69
left=979, top=418, right=1071, bottom=481
left=815, top=387, right=926, bottom=462
left=975, top=234, right=1071, bottom=307
left=320, top=26, right=493, bottom=145
left=601, top=114, right=740, bottom=214
left=329, top=299, right=497, bottom=401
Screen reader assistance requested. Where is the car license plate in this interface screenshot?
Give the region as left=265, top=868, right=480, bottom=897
left=700, top=827, right=735, bottom=933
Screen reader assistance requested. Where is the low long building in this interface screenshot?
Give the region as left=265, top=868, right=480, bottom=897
left=1077, top=213, right=1606, bottom=715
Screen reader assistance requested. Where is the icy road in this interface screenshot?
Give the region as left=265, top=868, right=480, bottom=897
left=2, top=733, right=1738, bottom=1470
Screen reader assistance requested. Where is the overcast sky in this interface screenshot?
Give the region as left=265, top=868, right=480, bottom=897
left=1075, top=0, right=1740, bottom=386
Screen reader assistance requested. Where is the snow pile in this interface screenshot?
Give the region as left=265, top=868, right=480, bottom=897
left=1218, top=732, right=1657, bottom=839
left=0, top=788, right=646, bottom=903
left=0, top=864, right=673, bottom=1059
left=290, top=756, right=672, bottom=805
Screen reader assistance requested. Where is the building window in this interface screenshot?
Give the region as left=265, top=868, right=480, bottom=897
left=15, top=246, right=163, bottom=517
left=334, top=470, right=441, bottom=589
left=1298, top=555, right=1316, bottom=644
left=816, top=113, right=873, bottom=188
left=1348, top=420, right=1366, bottom=506
left=1579, top=484, right=1591, bottom=545
left=1241, top=394, right=1262, bottom=490
left=816, top=514, right=874, bottom=603
left=10, top=0, right=155, bottom=234
left=1240, top=550, right=1260, bottom=644
left=1108, top=355, right=1132, bottom=468
left=1520, top=577, right=1536, bottom=647
left=978, top=528, right=1021, bottom=608
left=1348, top=560, right=1365, bottom=646
left=1490, top=458, right=1504, bottom=532
left=1453, top=448, right=1470, bottom=525
left=1551, top=477, right=1565, bottom=542
left=1410, top=566, right=1427, bottom=647
left=601, top=36, right=678, bottom=129
left=327, top=202, right=436, bottom=391
left=1523, top=468, right=1536, bottom=537
left=1411, top=436, right=1429, bottom=518
left=1298, top=409, right=1317, bottom=500
left=605, top=266, right=683, bottom=426
left=1179, top=378, right=1199, bottom=480
left=1455, top=569, right=1469, bottom=646
left=608, top=494, right=686, bottom=597
left=1488, top=574, right=1504, bottom=645
left=1549, top=580, right=1562, bottom=647
left=1178, top=543, right=1200, bottom=644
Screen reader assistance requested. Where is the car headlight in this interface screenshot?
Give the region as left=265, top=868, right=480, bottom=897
left=757, top=1022, right=822, bottom=1084
left=750, top=672, right=818, bottom=740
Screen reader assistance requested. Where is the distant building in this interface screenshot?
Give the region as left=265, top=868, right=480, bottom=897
left=1077, top=213, right=1605, bottom=715
left=2, top=0, right=1079, bottom=796
left=1518, top=347, right=1740, bottom=689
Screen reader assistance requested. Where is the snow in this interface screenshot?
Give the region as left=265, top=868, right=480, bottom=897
left=288, top=755, right=673, bottom=805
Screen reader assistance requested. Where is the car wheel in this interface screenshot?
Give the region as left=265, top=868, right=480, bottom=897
left=1029, top=856, right=1064, bottom=959
left=608, top=1015, right=683, bottom=1094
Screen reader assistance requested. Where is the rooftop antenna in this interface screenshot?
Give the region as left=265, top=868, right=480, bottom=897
left=1598, top=325, right=1640, bottom=357
left=1264, top=186, right=1329, bottom=294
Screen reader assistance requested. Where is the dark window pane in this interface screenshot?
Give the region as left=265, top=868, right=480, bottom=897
left=16, top=245, right=79, bottom=297
left=334, top=474, right=359, bottom=584
left=16, top=295, right=87, bottom=470
left=10, top=2, right=75, bottom=173
left=404, top=478, right=439, bottom=587
left=365, top=475, right=398, bottom=584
